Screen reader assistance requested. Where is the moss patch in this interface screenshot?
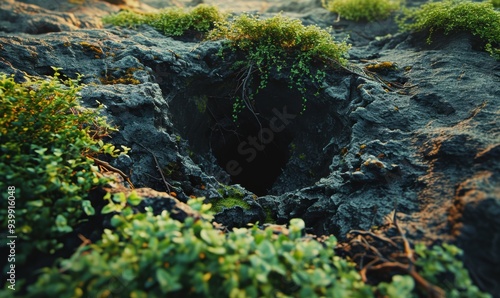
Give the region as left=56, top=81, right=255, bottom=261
left=398, top=0, right=500, bottom=59
left=322, top=0, right=401, bottom=22
left=209, top=185, right=250, bottom=213
left=102, top=4, right=226, bottom=37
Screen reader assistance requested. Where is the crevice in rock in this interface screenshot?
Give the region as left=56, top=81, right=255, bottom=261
left=166, top=72, right=352, bottom=196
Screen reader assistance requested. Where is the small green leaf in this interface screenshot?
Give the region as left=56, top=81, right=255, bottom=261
left=127, top=191, right=142, bottom=206
left=27, top=200, right=44, bottom=207
left=34, top=147, right=47, bottom=155
left=207, top=246, right=226, bottom=255
left=82, top=200, right=95, bottom=216
left=200, top=229, right=223, bottom=246
left=101, top=203, right=116, bottom=214
left=55, top=214, right=72, bottom=233
left=156, top=268, right=181, bottom=292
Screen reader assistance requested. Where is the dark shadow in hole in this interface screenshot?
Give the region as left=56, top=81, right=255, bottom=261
left=210, top=112, right=294, bottom=196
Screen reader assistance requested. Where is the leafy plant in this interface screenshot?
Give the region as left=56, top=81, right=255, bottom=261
left=209, top=13, right=351, bottom=116
left=397, top=0, right=500, bottom=59
left=0, top=70, right=123, bottom=263
left=22, top=193, right=492, bottom=297
left=415, top=243, right=491, bottom=298
left=104, top=8, right=350, bottom=119
left=322, top=0, right=402, bottom=21
left=26, top=196, right=375, bottom=297
left=102, top=4, right=226, bottom=37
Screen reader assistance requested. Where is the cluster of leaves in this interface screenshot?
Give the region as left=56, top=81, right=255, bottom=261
left=103, top=7, right=350, bottom=117
left=489, top=0, right=500, bottom=9
left=23, top=194, right=491, bottom=297
left=0, top=70, right=123, bottom=263
left=209, top=13, right=351, bottom=114
left=397, top=0, right=500, bottom=59
left=414, top=243, right=491, bottom=298
left=322, top=0, right=402, bottom=21
left=25, top=196, right=371, bottom=297
left=102, top=4, right=226, bottom=36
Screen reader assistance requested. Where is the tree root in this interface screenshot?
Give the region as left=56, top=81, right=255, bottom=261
left=338, top=211, right=445, bottom=298
left=89, top=156, right=134, bottom=189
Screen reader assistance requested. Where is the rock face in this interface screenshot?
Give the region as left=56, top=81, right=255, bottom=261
left=1, top=0, right=499, bottom=296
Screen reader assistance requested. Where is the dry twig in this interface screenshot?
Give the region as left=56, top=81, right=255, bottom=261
left=342, top=210, right=446, bottom=298
left=89, top=156, right=134, bottom=189
left=136, top=143, right=175, bottom=193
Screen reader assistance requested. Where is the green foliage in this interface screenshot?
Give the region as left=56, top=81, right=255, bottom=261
left=322, top=0, right=402, bottom=21
left=22, top=193, right=492, bottom=297
left=415, top=243, right=491, bottom=298
left=0, top=70, right=122, bottom=262
left=377, top=275, right=415, bottom=298
left=104, top=8, right=350, bottom=118
left=398, top=0, right=500, bottom=59
left=488, top=0, right=500, bottom=8
left=209, top=13, right=350, bottom=115
left=102, top=4, right=226, bottom=37
left=27, top=197, right=375, bottom=297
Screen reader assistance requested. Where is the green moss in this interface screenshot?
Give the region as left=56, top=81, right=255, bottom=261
left=216, top=184, right=245, bottom=198
left=104, top=7, right=350, bottom=119
left=209, top=13, right=350, bottom=117
left=489, top=0, right=500, bottom=8
left=210, top=197, right=251, bottom=214
left=210, top=185, right=249, bottom=213
left=398, top=0, right=500, bottom=59
left=264, top=207, right=277, bottom=224
left=102, top=4, right=226, bottom=37
left=322, top=0, right=401, bottom=21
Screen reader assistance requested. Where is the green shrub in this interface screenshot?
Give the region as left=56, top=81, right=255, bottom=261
left=102, top=4, right=226, bottom=36
left=23, top=194, right=491, bottom=297
left=0, top=70, right=123, bottom=262
left=26, top=197, right=374, bottom=297
left=209, top=13, right=350, bottom=116
left=322, top=0, right=402, bottom=21
left=398, top=0, right=500, bottom=59
left=415, top=243, right=491, bottom=298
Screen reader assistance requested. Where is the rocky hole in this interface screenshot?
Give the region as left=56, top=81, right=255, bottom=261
left=168, top=78, right=350, bottom=196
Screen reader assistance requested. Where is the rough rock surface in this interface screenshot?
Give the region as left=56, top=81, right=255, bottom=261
left=1, top=0, right=499, bottom=296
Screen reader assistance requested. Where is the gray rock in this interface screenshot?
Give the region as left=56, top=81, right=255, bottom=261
left=0, top=0, right=82, bottom=34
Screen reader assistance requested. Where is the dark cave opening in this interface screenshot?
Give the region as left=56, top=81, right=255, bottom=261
left=210, top=110, right=295, bottom=196
left=167, top=75, right=337, bottom=197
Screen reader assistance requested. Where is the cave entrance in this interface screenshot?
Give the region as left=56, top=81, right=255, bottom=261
left=210, top=111, right=295, bottom=196
left=167, top=74, right=343, bottom=197
left=207, top=83, right=303, bottom=196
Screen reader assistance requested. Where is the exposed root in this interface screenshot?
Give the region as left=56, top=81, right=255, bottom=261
left=90, top=156, right=134, bottom=189
left=337, top=211, right=445, bottom=298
